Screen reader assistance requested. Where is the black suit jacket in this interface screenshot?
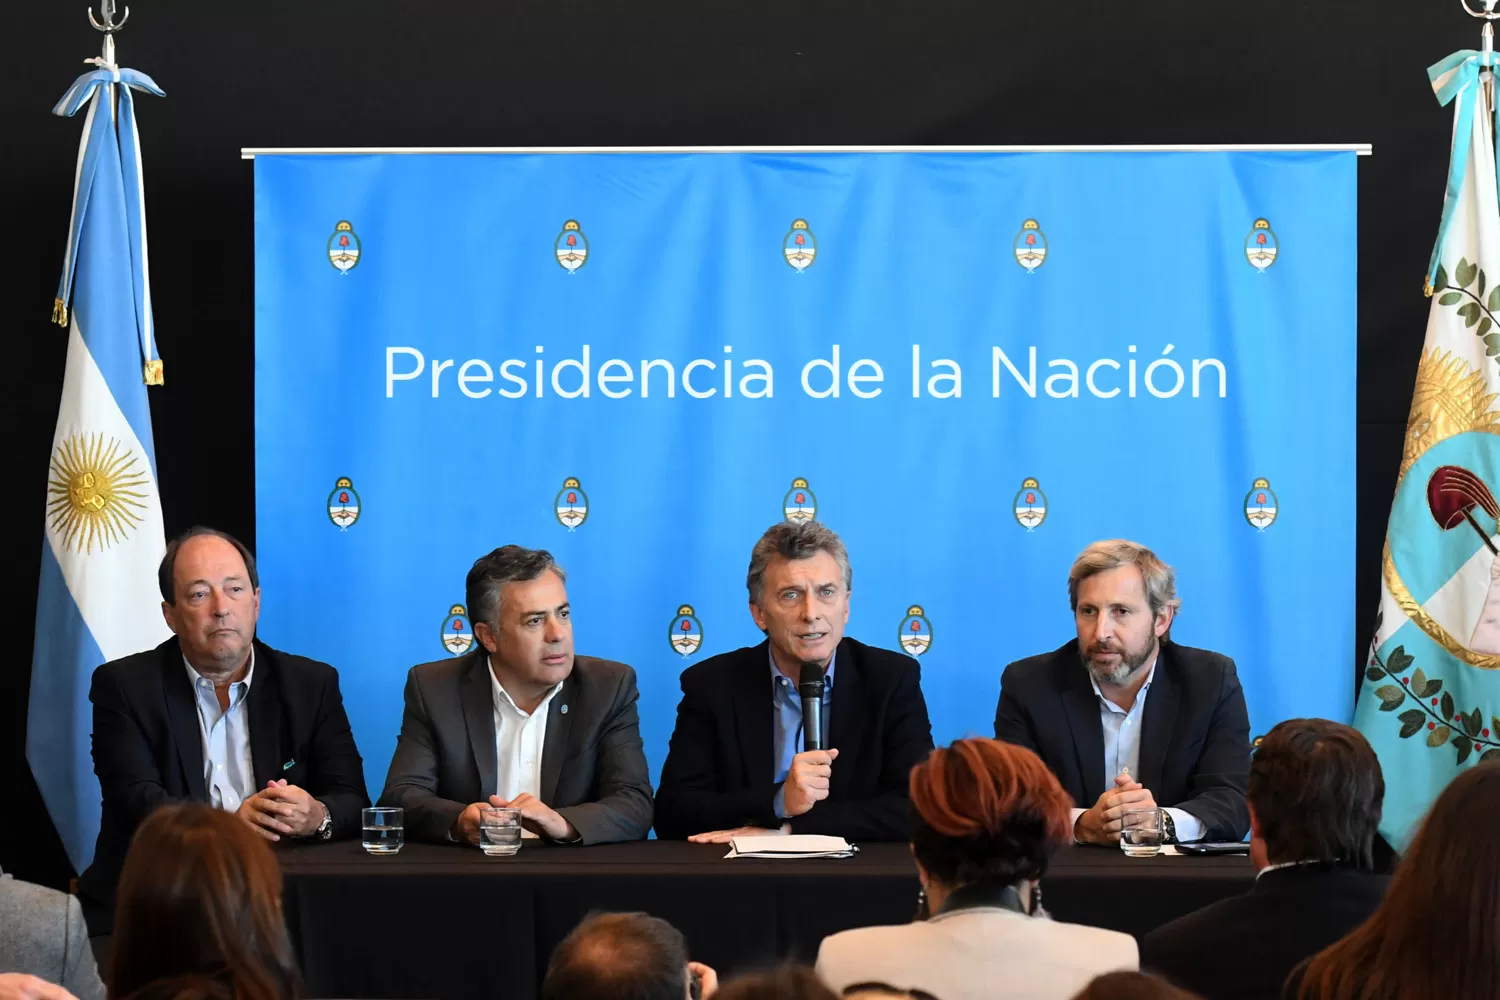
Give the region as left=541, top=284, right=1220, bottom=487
left=993, top=639, right=1251, bottom=841
left=654, top=637, right=933, bottom=841
left=1142, top=865, right=1389, bottom=1000
left=78, top=637, right=369, bottom=931
left=378, top=650, right=654, bottom=845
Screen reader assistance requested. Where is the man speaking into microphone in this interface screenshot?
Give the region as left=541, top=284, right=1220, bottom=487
left=655, top=521, right=934, bottom=843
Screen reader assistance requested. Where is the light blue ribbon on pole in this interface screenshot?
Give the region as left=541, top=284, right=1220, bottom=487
left=52, top=62, right=164, bottom=380
left=1426, top=49, right=1500, bottom=294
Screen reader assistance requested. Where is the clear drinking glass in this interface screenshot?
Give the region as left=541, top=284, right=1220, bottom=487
left=480, top=806, right=523, bottom=856
left=362, top=806, right=404, bottom=855
left=1120, top=807, right=1164, bottom=858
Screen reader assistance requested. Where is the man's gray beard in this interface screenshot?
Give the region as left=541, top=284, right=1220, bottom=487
left=1083, top=638, right=1157, bottom=687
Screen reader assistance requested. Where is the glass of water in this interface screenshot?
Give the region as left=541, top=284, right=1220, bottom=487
left=362, top=806, right=404, bottom=855
left=1120, top=808, right=1164, bottom=858
left=480, top=806, right=522, bottom=856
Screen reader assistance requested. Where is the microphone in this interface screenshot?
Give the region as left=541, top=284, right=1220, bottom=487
left=799, top=661, right=827, bottom=752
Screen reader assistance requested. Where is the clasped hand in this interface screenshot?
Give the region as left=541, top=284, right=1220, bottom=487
left=236, top=779, right=324, bottom=841
left=454, top=794, right=577, bottom=843
left=1074, top=774, right=1158, bottom=845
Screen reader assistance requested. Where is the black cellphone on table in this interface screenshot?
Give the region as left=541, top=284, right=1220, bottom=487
left=1176, top=842, right=1251, bottom=855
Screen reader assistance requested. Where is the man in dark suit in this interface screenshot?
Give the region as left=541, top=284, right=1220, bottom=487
left=1141, top=719, right=1389, bottom=1000
left=380, top=545, right=653, bottom=845
left=79, top=527, right=368, bottom=934
left=654, top=520, right=933, bottom=843
left=994, top=539, right=1250, bottom=845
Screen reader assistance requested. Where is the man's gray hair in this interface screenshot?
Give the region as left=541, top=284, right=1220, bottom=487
left=746, top=520, right=852, bottom=604
left=1068, top=539, right=1181, bottom=637
left=466, top=545, right=567, bottom=627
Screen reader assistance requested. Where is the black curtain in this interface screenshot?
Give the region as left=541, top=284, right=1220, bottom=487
left=0, top=0, right=1454, bottom=887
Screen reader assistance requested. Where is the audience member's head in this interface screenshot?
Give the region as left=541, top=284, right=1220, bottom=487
left=117, top=976, right=236, bottom=1000
left=1295, top=760, right=1500, bottom=1000
left=841, top=984, right=939, bottom=1000
left=1071, top=972, right=1203, bottom=1000
left=712, top=966, right=838, bottom=1000
left=908, top=737, right=1072, bottom=913
left=1248, top=719, right=1383, bottom=872
left=110, top=804, right=302, bottom=1000
left=541, top=912, right=692, bottom=1000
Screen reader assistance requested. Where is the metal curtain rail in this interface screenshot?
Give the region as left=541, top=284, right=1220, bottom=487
left=241, top=143, right=1373, bottom=160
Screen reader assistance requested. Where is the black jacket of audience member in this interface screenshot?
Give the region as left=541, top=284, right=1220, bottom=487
left=79, top=637, right=369, bottom=932
left=994, top=638, right=1251, bottom=841
left=1140, top=864, right=1389, bottom=1000
left=654, top=637, right=933, bottom=841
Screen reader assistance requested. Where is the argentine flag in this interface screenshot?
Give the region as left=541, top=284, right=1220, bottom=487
left=29, top=57, right=169, bottom=872
left=1356, top=50, right=1500, bottom=849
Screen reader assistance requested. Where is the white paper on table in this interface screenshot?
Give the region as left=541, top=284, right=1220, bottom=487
left=725, top=834, right=857, bottom=859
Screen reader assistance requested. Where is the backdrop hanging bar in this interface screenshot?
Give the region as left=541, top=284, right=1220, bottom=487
left=241, top=143, right=1374, bottom=159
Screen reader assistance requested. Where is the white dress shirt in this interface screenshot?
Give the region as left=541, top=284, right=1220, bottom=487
left=1256, top=859, right=1322, bottom=880
left=1069, top=660, right=1207, bottom=843
left=183, top=651, right=256, bottom=813
left=491, top=659, right=561, bottom=838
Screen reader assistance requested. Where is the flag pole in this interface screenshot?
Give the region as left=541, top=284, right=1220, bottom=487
left=87, top=0, right=129, bottom=62
left=1462, top=0, right=1499, bottom=58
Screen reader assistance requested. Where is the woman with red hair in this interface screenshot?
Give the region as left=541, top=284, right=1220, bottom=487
left=816, top=738, right=1136, bottom=1000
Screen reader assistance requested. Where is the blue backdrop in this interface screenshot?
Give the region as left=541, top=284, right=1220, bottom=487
left=253, top=150, right=1357, bottom=801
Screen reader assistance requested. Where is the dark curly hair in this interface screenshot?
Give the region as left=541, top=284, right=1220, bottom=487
left=908, top=738, right=1072, bottom=888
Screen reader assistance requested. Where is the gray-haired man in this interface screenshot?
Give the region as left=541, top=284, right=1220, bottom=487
left=380, top=545, right=654, bottom=844
left=654, top=520, right=934, bottom=843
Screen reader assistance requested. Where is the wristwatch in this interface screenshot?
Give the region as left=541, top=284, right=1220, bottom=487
left=1161, top=811, right=1177, bottom=845
left=314, top=801, right=333, bottom=841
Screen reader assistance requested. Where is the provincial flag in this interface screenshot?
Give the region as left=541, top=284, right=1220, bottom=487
left=1357, top=49, right=1500, bottom=847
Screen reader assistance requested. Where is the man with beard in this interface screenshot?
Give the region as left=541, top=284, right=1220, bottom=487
left=994, top=540, right=1250, bottom=846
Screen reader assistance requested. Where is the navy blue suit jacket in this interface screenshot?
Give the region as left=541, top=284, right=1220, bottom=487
left=994, top=638, right=1251, bottom=841
left=654, top=637, right=933, bottom=841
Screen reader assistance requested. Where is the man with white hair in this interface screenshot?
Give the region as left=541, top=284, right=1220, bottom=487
left=994, top=540, right=1251, bottom=845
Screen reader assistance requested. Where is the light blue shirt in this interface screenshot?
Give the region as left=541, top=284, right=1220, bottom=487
left=771, top=649, right=835, bottom=820
left=1086, top=661, right=1206, bottom=843
left=183, top=652, right=256, bottom=813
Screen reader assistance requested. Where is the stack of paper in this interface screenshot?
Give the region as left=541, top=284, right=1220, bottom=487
left=725, top=834, right=857, bottom=859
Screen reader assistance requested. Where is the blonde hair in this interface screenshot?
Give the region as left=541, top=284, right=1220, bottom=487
left=1067, top=540, right=1181, bottom=640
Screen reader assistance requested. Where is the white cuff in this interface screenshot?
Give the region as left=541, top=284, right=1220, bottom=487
left=1069, top=807, right=1086, bottom=843
left=1165, top=807, right=1206, bottom=843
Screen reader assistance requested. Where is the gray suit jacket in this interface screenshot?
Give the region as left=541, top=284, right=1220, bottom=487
left=0, top=871, right=107, bottom=1000
left=379, top=651, right=654, bottom=845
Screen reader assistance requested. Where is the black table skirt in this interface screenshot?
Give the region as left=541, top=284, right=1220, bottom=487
left=275, top=840, right=1254, bottom=1000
